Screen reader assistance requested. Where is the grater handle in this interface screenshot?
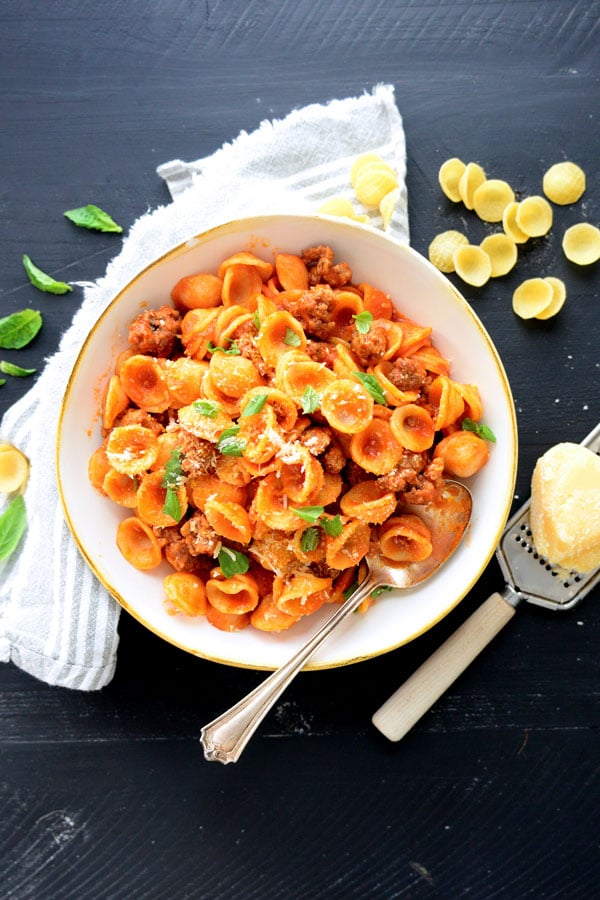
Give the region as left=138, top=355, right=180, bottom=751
left=372, top=592, right=517, bottom=742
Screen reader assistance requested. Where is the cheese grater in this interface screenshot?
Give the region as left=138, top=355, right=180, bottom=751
left=372, top=421, right=600, bottom=742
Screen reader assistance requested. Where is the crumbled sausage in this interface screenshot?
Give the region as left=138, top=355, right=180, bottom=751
left=128, top=305, right=181, bottom=357
left=180, top=512, right=221, bottom=556
left=302, top=244, right=334, bottom=266
left=322, top=443, right=345, bottom=474
left=299, top=427, right=332, bottom=456
left=376, top=452, right=425, bottom=492
left=403, top=469, right=443, bottom=504
left=344, top=460, right=369, bottom=486
left=114, top=408, right=165, bottom=434
left=309, top=561, right=342, bottom=580
left=176, top=430, right=216, bottom=476
left=378, top=455, right=444, bottom=504
left=301, top=245, right=353, bottom=287
left=350, top=322, right=389, bottom=367
left=278, top=284, right=337, bottom=340
left=230, top=320, right=273, bottom=378
left=154, top=527, right=197, bottom=571
left=387, top=357, right=427, bottom=392
left=305, top=339, right=337, bottom=367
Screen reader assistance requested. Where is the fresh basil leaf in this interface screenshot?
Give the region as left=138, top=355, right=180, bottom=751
left=300, top=527, right=320, bottom=553
left=353, top=371, right=387, bottom=405
left=217, top=426, right=246, bottom=457
left=161, top=450, right=185, bottom=521
left=207, top=340, right=241, bottom=356
left=193, top=399, right=221, bottom=418
left=292, top=505, right=324, bottom=525
left=0, top=494, right=27, bottom=561
left=241, top=392, right=268, bottom=418
left=320, top=514, right=343, bottom=538
left=0, top=379, right=5, bottom=387
left=162, top=487, right=182, bottom=522
left=22, top=255, right=72, bottom=295
left=218, top=545, right=250, bottom=578
left=0, top=361, right=36, bottom=377
left=64, top=204, right=123, bottom=233
left=343, top=580, right=359, bottom=601
left=300, top=385, right=321, bottom=414
left=353, top=311, right=373, bottom=334
left=462, top=417, right=497, bottom=443
left=162, top=449, right=185, bottom=489
left=0, top=309, right=43, bottom=349
left=283, top=327, right=302, bottom=348
left=371, top=585, right=393, bottom=598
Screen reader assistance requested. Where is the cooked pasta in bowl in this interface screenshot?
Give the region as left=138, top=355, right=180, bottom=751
left=57, top=214, right=517, bottom=670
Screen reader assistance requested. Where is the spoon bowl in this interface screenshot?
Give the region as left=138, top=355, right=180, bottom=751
left=200, top=480, right=472, bottom=763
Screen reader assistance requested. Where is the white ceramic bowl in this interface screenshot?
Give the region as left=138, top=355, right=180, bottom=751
left=57, top=214, right=517, bottom=670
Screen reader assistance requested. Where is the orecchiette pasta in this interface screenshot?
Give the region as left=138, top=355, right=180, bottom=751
left=502, top=202, right=530, bottom=245
left=458, top=162, right=486, bottom=210
left=512, top=277, right=555, bottom=319
left=472, top=179, right=515, bottom=223
left=479, top=234, right=518, bottom=278
left=428, top=230, right=469, bottom=273
left=515, top=196, right=553, bottom=238
left=438, top=157, right=466, bottom=203
left=535, top=277, right=567, bottom=320
left=432, top=154, right=590, bottom=316
left=542, top=162, right=586, bottom=206
left=91, top=243, right=492, bottom=635
left=452, top=245, right=492, bottom=288
left=562, top=223, right=600, bottom=266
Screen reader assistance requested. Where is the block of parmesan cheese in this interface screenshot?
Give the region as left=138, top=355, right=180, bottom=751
left=530, top=442, right=600, bottom=573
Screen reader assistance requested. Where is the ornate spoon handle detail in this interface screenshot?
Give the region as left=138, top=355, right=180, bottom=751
left=200, top=572, right=381, bottom=763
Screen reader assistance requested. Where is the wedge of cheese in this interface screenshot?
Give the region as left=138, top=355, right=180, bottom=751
left=530, top=442, right=600, bottom=573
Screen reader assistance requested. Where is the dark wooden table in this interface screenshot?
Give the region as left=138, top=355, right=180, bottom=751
left=1, top=2, right=598, bottom=897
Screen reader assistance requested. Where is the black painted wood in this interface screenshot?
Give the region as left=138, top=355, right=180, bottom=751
left=1, top=2, right=598, bottom=898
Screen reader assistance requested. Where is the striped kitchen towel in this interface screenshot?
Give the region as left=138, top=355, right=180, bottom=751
left=0, top=83, right=408, bottom=690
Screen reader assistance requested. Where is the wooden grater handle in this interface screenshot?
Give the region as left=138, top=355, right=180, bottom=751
left=372, top=592, right=517, bottom=742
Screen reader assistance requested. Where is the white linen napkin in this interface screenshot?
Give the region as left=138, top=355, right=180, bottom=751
left=0, top=83, right=408, bottom=690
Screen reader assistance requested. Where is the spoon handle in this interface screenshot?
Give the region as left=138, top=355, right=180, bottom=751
left=200, top=571, right=381, bottom=764
left=372, top=590, right=518, bottom=742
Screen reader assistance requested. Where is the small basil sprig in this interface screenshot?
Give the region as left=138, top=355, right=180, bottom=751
left=0, top=361, right=36, bottom=377
left=293, top=506, right=343, bottom=537
left=218, top=546, right=250, bottom=578
left=291, top=505, right=324, bottom=525
left=22, top=255, right=72, bottom=295
left=462, top=417, right=497, bottom=443
left=353, top=371, right=387, bottom=405
left=0, top=494, right=27, bottom=561
left=300, top=527, right=321, bottom=553
left=64, top=204, right=123, bottom=233
left=283, top=327, right=302, bottom=347
left=353, top=311, right=373, bottom=334
left=301, top=385, right=321, bottom=414
left=0, top=310, right=43, bottom=350
left=240, top=392, right=268, bottom=418
left=342, top=581, right=392, bottom=601
left=161, top=449, right=186, bottom=522
left=371, top=585, right=393, bottom=598
left=193, top=399, right=221, bottom=418
left=207, top=340, right=241, bottom=356
left=217, top=426, right=246, bottom=457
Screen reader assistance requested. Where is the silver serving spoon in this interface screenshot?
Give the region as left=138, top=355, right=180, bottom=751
left=200, top=480, right=472, bottom=764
